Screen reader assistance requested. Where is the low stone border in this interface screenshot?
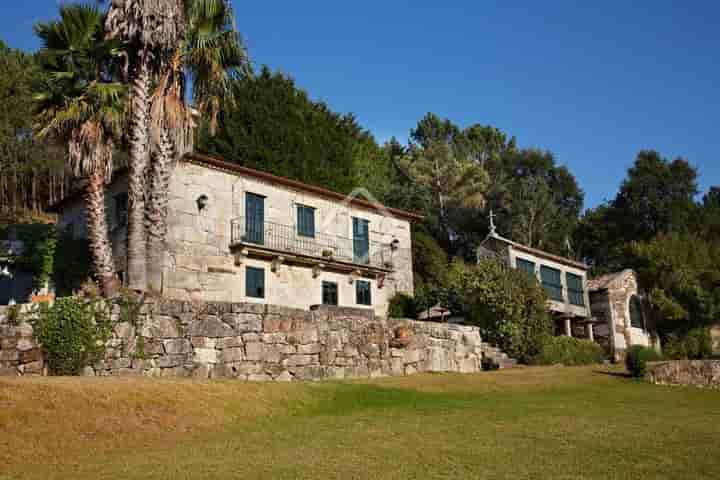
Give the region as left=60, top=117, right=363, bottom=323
left=645, top=360, right=720, bottom=388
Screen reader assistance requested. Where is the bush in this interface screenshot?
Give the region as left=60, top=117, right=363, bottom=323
left=28, top=296, right=114, bottom=375
left=663, top=328, right=713, bottom=360
left=625, top=345, right=663, bottom=378
left=387, top=293, right=417, bottom=318
left=533, top=336, right=605, bottom=366
left=449, top=259, right=552, bottom=363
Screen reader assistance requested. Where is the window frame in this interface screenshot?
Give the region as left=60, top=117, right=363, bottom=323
left=516, top=257, right=536, bottom=278
left=540, top=265, right=563, bottom=302
left=296, top=204, right=316, bottom=238
left=321, top=281, right=338, bottom=306
left=566, top=272, right=585, bottom=306
left=245, top=266, right=265, bottom=299
left=629, top=295, right=645, bottom=329
left=356, top=280, right=372, bottom=306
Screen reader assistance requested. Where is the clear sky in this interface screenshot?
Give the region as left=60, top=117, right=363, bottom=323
left=2, top=1, right=719, bottom=208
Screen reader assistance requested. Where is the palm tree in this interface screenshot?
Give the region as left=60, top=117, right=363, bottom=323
left=34, top=4, right=126, bottom=296
left=104, top=0, right=186, bottom=292
left=145, top=0, right=248, bottom=291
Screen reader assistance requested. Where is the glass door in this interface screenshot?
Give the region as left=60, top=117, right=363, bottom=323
left=352, top=217, right=369, bottom=264
left=245, top=192, right=265, bottom=245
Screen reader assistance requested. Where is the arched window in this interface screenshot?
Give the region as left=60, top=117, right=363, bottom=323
left=629, top=295, right=644, bottom=329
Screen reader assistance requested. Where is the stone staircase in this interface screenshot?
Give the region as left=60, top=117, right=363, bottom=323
left=480, top=343, right=518, bottom=369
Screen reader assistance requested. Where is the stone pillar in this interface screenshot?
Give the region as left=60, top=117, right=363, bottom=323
left=564, top=317, right=572, bottom=337
left=586, top=323, right=594, bottom=342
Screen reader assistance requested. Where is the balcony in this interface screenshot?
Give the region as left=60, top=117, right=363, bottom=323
left=230, top=217, right=395, bottom=272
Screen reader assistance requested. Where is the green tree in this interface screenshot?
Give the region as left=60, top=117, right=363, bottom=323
left=630, top=232, right=720, bottom=337
left=448, top=259, right=552, bottom=363
left=200, top=66, right=394, bottom=198
left=614, top=150, right=698, bottom=240
left=0, top=41, right=66, bottom=217
left=105, top=0, right=186, bottom=292
left=577, top=150, right=699, bottom=270
left=34, top=3, right=125, bottom=296
left=145, top=0, right=248, bottom=291
left=399, top=113, right=488, bottom=253
left=486, top=148, right=584, bottom=255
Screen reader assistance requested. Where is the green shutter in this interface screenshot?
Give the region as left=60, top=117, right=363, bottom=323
left=566, top=272, right=585, bottom=306
left=540, top=266, right=563, bottom=301
left=516, top=258, right=536, bottom=278
left=246, top=267, right=265, bottom=298
left=356, top=280, right=371, bottom=305
left=297, top=205, right=315, bottom=237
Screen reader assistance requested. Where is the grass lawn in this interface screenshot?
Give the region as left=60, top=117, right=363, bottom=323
left=2, top=366, right=719, bottom=479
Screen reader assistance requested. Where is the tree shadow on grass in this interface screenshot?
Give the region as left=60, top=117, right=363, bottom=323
left=593, top=369, right=633, bottom=378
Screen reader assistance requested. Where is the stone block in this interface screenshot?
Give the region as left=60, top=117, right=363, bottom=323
left=247, top=373, right=272, bottom=382
left=163, top=339, right=191, bottom=355
left=403, top=349, right=421, bottom=365
left=0, top=350, right=18, bottom=362
left=275, top=370, right=293, bottom=382
left=114, top=322, right=135, bottom=339
left=157, top=354, right=185, bottom=368
left=241, top=333, right=261, bottom=342
left=216, top=336, right=243, bottom=349
left=20, top=348, right=43, bottom=363
left=21, top=361, right=44, bottom=375
left=188, top=315, right=235, bottom=337
left=284, top=354, right=317, bottom=367
left=191, top=336, right=217, bottom=348
left=142, top=315, right=181, bottom=338
left=297, top=343, right=321, bottom=355
left=165, top=270, right=201, bottom=290
left=194, top=348, right=218, bottom=364
left=287, top=329, right=319, bottom=345
left=226, top=313, right=262, bottom=332
left=244, top=342, right=263, bottom=361
left=0, top=366, right=19, bottom=376
left=262, top=333, right=287, bottom=344
left=220, top=347, right=244, bottom=363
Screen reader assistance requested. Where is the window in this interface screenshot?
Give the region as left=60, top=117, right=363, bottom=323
left=245, top=266, right=265, bottom=298
left=296, top=204, right=316, bottom=238
left=516, top=258, right=536, bottom=278
left=322, top=281, right=338, bottom=306
left=566, top=272, right=585, bottom=306
left=352, top=217, right=370, bottom=264
left=245, top=193, right=265, bottom=245
left=356, top=280, right=371, bottom=305
left=114, top=193, right=128, bottom=227
left=629, top=295, right=644, bottom=329
left=540, top=266, right=563, bottom=301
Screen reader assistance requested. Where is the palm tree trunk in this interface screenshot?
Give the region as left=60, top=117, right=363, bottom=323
left=146, top=125, right=173, bottom=293
left=126, top=52, right=151, bottom=292
left=85, top=170, right=119, bottom=297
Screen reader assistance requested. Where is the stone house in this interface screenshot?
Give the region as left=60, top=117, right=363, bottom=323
left=51, top=153, right=419, bottom=316
left=477, top=230, right=594, bottom=340
left=588, top=269, right=659, bottom=361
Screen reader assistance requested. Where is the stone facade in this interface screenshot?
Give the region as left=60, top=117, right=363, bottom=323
left=56, top=155, right=416, bottom=316
left=588, top=270, right=659, bottom=362
left=0, top=306, right=44, bottom=375
left=646, top=360, right=720, bottom=388
left=0, top=300, right=514, bottom=380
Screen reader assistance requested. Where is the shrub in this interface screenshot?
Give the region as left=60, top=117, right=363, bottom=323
left=533, top=336, right=605, bottom=366
left=450, top=259, right=552, bottom=363
left=663, top=328, right=713, bottom=360
left=388, top=293, right=417, bottom=318
left=28, top=296, right=114, bottom=375
left=625, top=345, right=663, bottom=378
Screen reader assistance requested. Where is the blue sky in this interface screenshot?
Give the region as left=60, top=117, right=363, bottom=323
left=2, top=1, right=719, bottom=208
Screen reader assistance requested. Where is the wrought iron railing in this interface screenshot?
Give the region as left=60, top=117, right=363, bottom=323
left=230, top=217, right=395, bottom=270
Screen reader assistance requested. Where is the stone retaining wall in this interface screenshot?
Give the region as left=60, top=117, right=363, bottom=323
left=646, top=360, right=720, bottom=388
left=0, top=300, right=503, bottom=380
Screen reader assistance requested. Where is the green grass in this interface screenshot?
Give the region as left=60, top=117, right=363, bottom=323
left=2, top=366, right=720, bottom=479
